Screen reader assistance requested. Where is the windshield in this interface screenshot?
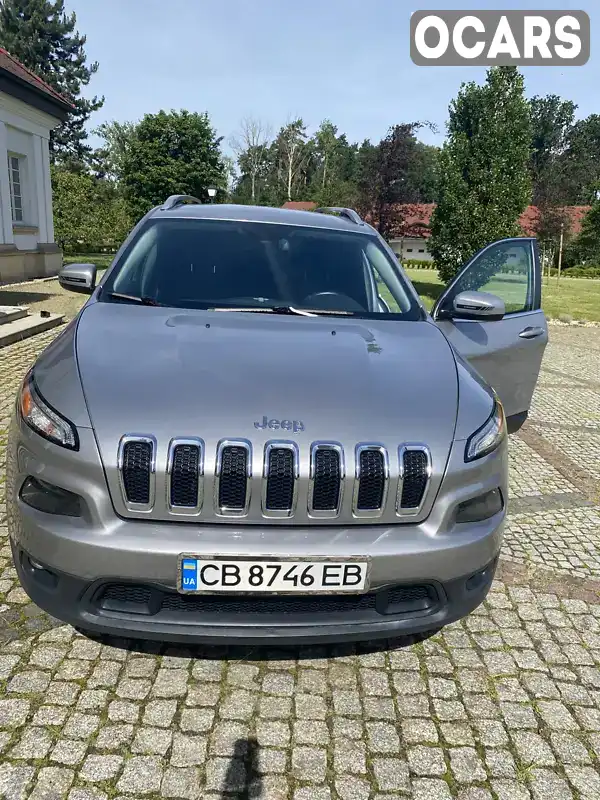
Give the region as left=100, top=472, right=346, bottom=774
left=101, top=218, right=422, bottom=320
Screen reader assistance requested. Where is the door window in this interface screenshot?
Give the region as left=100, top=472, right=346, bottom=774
left=442, top=239, right=535, bottom=315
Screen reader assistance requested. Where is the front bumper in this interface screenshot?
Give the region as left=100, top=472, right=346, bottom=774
left=7, top=416, right=507, bottom=644
left=13, top=541, right=498, bottom=644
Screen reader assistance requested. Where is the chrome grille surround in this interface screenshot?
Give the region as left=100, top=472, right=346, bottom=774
left=262, top=441, right=300, bottom=518
left=352, top=444, right=389, bottom=519
left=117, top=434, right=157, bottom=513
left=308, top=442, right=345, bottom=518
left=214, top=439, right=252, bottom=517
left=166, top=437, right=204, bottom=515
left=396, top=444, right=432, bottom=517
left=115, top=438, right=433, bottom=521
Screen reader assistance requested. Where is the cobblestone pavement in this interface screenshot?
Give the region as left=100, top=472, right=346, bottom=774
left=0, top=317, right=599, bottom=799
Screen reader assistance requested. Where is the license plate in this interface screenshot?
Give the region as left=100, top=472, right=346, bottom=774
left=178, top=556, right=370, bottom=594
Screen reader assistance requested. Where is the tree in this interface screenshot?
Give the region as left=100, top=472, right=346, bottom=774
left=121, top=110, right=226, bottom=221
left=52, top=167, right=131, bottom=251
left=0, top=0, right=103, bottom=164
left=309, top=121, right=358, bottom=207
left=572, top=200, right=600, bottom=264
left=273, top=118, right=309, bottom=202
left=430, top=67, right=532, bottom=283
left=230, top=116, right=272, bottom=204
left=355, top=124, right=425, bottom=239
left=92, top=120, right=137, bottom=182
left=529, top=95, right=576, bottom=206
left=561, top=115, right=600, bottom=204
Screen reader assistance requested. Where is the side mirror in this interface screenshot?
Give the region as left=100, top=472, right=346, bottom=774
left=58, top=263, right=97, bottom=295
left=451, top=290, right=505, bottom=322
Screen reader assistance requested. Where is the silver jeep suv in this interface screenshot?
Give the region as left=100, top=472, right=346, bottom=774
left=7, top=199, right=547, bottom=644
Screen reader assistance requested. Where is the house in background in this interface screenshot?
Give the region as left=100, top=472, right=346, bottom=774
left=0, top=48, right=72, bottom=286
left=282, top=201, right=590, bottom=262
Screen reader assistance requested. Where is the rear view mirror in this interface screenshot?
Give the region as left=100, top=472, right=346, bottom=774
left=58, top=263, right=97, bottom=295
left=452, top=290, right=505, bottom=322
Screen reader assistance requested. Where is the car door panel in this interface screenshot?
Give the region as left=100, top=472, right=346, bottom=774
left=432, top=238, right=547, bottom=422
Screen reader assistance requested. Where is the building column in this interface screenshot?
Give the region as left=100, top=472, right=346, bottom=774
left=32, top=134, right=48, bottom=242
left=0, top=121, right=14, bottom=245
left=40, top=135, right=54, bottom=243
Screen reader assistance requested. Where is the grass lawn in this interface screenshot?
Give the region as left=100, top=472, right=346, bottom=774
left=404, top=268, right=600, bottom=323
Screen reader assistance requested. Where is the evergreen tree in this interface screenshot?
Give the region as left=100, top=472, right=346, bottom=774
left=0, top=0, right=103, bottom=163
left=121, top=110, right=225, bottom=220
left=430, top=67, right=531, bottom=283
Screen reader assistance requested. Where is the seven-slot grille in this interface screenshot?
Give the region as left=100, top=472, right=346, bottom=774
left=117, top=437, right=431, bottom=519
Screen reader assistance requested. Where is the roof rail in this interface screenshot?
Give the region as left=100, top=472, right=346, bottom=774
left=314, top=207, right=363, bottom=225
left=161, top=195, right=202, bottom=211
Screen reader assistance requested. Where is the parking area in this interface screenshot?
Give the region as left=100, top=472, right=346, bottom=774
left=0, top=318, right=599, bottom=800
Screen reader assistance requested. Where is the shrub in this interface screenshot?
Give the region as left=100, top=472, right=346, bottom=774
left=401, top=259, right=438, bottom=270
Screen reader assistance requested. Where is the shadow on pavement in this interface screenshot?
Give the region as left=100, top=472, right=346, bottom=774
left=219, top=738, right=261, bottom=799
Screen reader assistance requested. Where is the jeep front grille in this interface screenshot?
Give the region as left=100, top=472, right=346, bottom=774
left=398, top=446, right=431, bottom=514
left=353, top=445, right=388, bottom=517
left=167, top=438, right=203, bottom=514
left=263, top=442, right=298, bottom=516
left=116, top=436, right=432, bottom=521
left=215, top=440, right=251, bottom=515
left=309, top=443, right=344, bottom=517
left=117, top=436, right=156, bottom=512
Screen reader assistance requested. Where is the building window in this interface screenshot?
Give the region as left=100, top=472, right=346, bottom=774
left=8, top=155, right=24, bottom=222
left=418, top=249, right=425, bottom=253
left=406, top=248, right=413, bottom=253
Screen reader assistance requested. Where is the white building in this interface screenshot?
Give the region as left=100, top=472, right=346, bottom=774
left=0, top=48, right=71, bottom=286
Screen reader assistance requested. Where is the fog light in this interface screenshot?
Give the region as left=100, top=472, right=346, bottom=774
left=20, top=476, right=82, bottom=517
left=456, top=488, right=503, bottom=524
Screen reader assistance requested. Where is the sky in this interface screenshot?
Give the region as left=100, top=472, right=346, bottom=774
left=70, top=0, right=598, bottom=152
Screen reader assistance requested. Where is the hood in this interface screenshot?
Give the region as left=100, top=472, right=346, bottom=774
left=76, top=302, right=459, bottom=523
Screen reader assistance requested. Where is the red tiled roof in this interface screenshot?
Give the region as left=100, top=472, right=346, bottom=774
left=0, top=48, right=73, bottom=109
left=282, top=201, right=318, bottom=211
left=386, top=204, right=590, bottom=239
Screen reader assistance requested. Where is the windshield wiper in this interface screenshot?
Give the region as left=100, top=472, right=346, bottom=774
left=212, top=305, right=354, bottom=317
left=106, top=292, right=163, bottom=306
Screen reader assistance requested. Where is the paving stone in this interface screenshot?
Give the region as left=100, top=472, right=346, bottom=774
left=80, top=755, right=123, bottom=782
left=485, top=748, right=516, bottom=778
left=50, top=738, right=88, bottom=766
left=537, top=700, right=580, bottom=731
left=10, top=726, right=52, bottom=758
left=160, top=767, right=201, bottom=799
left=132, top=725, right=173, bottom=755
left=152, top=668, right=189, bottom=697
left=511, top=731, right=556, bottom=766
left=63, top=712, right=100, bottom=739
left=450, top=747, right=487, bottom=783
left=403, top=718, right=439, bottom=744
left=171, top=732, right=207, bottom=766
left=334, top=738, right=367, bottom=774
left=210, top=721, right=250, bottom=756
left=335, top=776, right=371, bottom=800
left=116, top=756, right=163, bottom=794
left=292, top=746, right=328, bottom=782
left=95, top=723, right=134, bottom=751
left=0, top=698, right=30, bottom=727
left=180, top=707, right=214, bottom=733
left=373, top=758, right=411, bottom=792
left=0, top=764, right=35, bottom=800
left=564, top=765, right=600, bottom=799
left=530, top=768, right=574, bottom=800
left=407, top=745, right=447, bottom=776
left=411, top=778, right=453, bottom=799
left=491, top=779, right=532, bottom=800
left=550, top=732, right=592, bottom=763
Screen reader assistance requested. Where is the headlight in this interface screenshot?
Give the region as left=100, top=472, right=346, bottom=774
left=19, top=373, right=78, bottom=450
left=465, top=399, right=505, bottom=462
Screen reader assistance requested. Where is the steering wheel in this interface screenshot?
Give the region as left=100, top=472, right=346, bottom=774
left=302, top=291, right=365, bottom=312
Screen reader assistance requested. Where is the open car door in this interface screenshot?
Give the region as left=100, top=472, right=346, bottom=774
left=432, top=237, right=548, bottom=432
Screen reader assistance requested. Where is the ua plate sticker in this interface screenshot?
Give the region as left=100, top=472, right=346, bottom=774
left=181, top=558, right=198, bottom=590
